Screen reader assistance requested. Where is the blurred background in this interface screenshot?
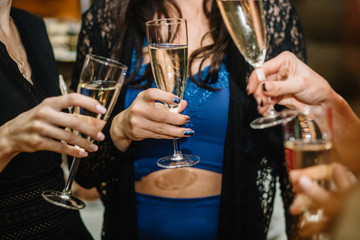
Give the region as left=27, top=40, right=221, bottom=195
left=10, top=0, right=360, bottom=239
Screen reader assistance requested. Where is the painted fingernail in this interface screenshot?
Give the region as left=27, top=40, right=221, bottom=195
left=96, top=104, right=107, bottom=114
left=97, top=132, right=105, bottom=141
left=185, top=117, right=190, bottom=123
left=90, top=144, right=98, bottom=151
left=173, top=97, right=181, bottom=104
left=299, top=176, right=313, bottom=190
left=260, top=100, right=264, bottom=107
left=184, top=130, right=195, bottom=136
left=262, top=83, right=267, bottom=91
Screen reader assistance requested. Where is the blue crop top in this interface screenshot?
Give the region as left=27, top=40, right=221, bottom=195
left=124, top=48, right=230, bottom=180
left=124, top=45, right=230, bottom=240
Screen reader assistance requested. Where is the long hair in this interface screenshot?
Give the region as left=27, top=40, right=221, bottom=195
left=110, top=0, right=232, bottom=91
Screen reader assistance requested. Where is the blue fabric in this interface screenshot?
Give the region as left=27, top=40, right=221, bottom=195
left=125, top=49, right=230, bottom=180
left=136, top=192, right=220, bottom=240
left=124, top=46, right=230, bottom=239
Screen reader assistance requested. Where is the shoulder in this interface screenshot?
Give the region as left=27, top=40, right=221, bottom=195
left=11, top=7, right=46, bottom=29
left=81, top=0, right=116, bottom=36
left=80, top=0, right=119, bottom=50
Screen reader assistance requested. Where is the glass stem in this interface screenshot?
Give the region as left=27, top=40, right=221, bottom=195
left=172, top=139, right=183, bottom=160
left=256, top=67, right=276, bottom=117
left=63, top=156, right=80, bottom=194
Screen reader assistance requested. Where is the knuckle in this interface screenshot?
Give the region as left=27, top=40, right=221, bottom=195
left=62, top=130, right=75, bottom=142
left=67, top=93, right=78, bottom=102
left=128, top=116, right=139, bottom=129
left=130, top=105, right=142, bottom=116
left=30, top=136, right=44, bottom=149
left=30, top=120, right=45, bottom=132
left=155, top=124, right=165, bottom=134
left=35, top=107, right=50, bottom=119
left=41, top=97, right=52, bottom=105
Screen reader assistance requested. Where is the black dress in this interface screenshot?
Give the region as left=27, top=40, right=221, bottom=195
left=0, top=8, right=93, bottom=240
left=73, top=0, right=306, bottom=239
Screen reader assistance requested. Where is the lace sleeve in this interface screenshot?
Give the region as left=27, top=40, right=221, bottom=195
left=73, top=0, right=128, bottom=190
left=265, top=0, right=307, bottom=62
left=71, top=0, right=117, bottom=91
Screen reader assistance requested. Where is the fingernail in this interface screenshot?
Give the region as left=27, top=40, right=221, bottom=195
left=185, top=117, right=190, bottom=123
left=97, top=132, right=105, bottom=141
left=79, top=149, right=88, bottom=157
left=263, top=82, right=272, bottom=91
left=260, top=100, right=264, bottom=107
left=184, top=130, right=195, bottom=136
left=96, top=104, right=107, bottom=114
left=90, top=144, right=98, bottom=151
left=299, top=176, right=313, bottom=190
left=173, top=97, right=181, bottom=104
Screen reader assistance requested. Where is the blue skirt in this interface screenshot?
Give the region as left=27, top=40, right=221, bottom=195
left=136, top=192, right=220, bottom=240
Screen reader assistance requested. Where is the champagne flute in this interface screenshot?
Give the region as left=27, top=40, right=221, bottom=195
left=42, top=54, right=127, bottom=210
left=282, top=108, right=332, bottom=239
left=217, top=0, right=297, bottom=129
left=146, top=18, right=200, bottom=168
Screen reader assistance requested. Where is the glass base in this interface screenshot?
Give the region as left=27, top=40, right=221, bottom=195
left=250, top=109, right=298, bottom=129
left=157, top=154, right=200, bottom=168
left=42, top=190, right=86, bottom=210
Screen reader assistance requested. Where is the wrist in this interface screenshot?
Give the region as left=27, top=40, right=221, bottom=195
left=110, top=114, right=132, bottom=152
left=0, top=126, right=18, bottom=172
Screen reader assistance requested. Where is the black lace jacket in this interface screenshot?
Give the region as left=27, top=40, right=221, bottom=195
left=73, top=0, right=306, bottom=239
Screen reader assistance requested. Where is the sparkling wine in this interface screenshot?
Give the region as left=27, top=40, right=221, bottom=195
left=149, top=44, right=188, bottom=112
left=217, top=0, right=266, bottom=68
left=74, top=80, right=121, bottom=139
left=284, top=139, right=332, bottom=171
left=285, top=139, right=332, bottom=225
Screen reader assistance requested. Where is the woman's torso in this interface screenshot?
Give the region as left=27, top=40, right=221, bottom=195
left=125, top=40, right=230, bottom=238
left=0, top=8, right=92, bottom=240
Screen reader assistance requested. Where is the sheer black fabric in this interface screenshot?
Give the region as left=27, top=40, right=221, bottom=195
left=73, top=0, right=306, bottom=239
left=0, top=8, right=92, bottom=240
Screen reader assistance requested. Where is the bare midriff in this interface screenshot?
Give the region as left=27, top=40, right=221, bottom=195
left=135, top=168, right=222, bottom=198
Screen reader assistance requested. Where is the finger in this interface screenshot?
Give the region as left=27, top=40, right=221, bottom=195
left=38, top=138, right=90, bottom=158
left=43, top=93, right=107, bottom=115
left=289, top=195, right=306, bottom=215
left=298, top=175, right=331, bottom=206
left=140, top=88, right=182, bottom=106
left=129, top=117, right=194, bottom=140
left=261, top=77, right=305, bottom=98
left=247, top=51, right=296, bottom=95
left=132, top=103, right=190, bottom=126
left=130, top=128, right=178, bottom=141
left=32, top=123, right=99, bottom=153
left=178, top=100, right=188, bottom=113
left=331, top=163, right=353, bottom=191
left=38, top=110, right=105, bottom=142
left=260, top=51, right=295, bottom=78
left=246, top=70, right=261, bottom=95
left=290, top=165, right=332, bottom=182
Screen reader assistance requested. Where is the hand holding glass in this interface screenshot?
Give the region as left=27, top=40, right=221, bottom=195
left=42, top=54, right=127, bottom=210
left=217, top=0, right=297, bottom=128
left=282, top=109, right=332, bottom=239
left=146, top=18, right=200, bottom=168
